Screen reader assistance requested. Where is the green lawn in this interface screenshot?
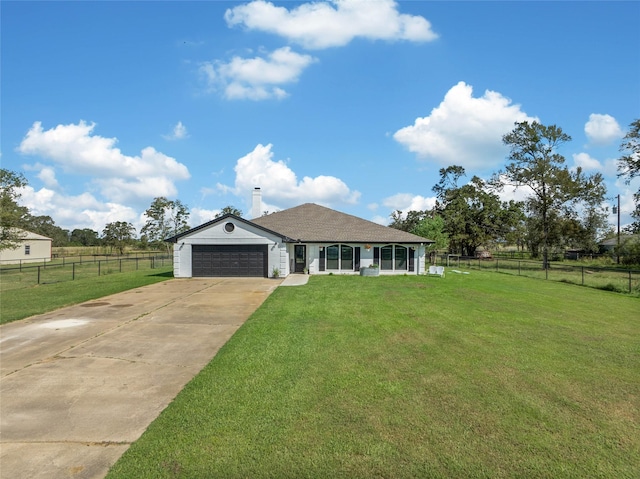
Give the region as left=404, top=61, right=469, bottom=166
left=0, top=266, right=173, bottom=324
left=107, top=272, right=639, bottom=479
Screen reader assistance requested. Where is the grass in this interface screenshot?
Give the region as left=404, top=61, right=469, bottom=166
left=461, top=258, right=640, bottom=296
left=0, top=266, right=173, bottom=324
left=0, top=254, right=171, bottom=292
left=106, top=271, right=640, bottom=479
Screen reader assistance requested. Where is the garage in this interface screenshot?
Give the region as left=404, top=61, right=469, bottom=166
left=192, top=244, right=268, bottom=277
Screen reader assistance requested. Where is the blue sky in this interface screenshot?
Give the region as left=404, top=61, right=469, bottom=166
left=2, top=0, right=639, bottom=234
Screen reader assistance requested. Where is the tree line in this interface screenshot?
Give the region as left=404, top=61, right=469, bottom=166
left=389, top=120, right=640, bottom=265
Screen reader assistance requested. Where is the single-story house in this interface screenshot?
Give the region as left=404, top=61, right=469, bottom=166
left=166, top=193, right=433, bottom=278
left=599, top=234, right=639, bottom=253
left=0, top=229, right=53, bottom=264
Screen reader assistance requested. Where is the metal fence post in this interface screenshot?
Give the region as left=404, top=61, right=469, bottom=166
left=629, top=271, right=632, bottom=294
left=37, top=266, right=41, bottom=284
left=136, top=257, right=139, bottom=270
left=73, top=262, right=75, bottom=280
left=581, top=266, right=584, bottom=285
left=98, top=260, right=101, bottom=276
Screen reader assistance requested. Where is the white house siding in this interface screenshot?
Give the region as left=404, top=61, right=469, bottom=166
left=172, top=219, right=288, bottom=278
left=0, top=233, right=52, bottom=265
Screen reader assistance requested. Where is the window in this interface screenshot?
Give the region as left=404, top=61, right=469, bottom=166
left=326, top=245, right=339, bottom=270
left=325, top=244, right=355, bottom=271
left=381, top=245, right=393, bottom=270
left=341, top=245, right=353, bottom=270
left=395, top=245, right=407, bottom=270
left=380, top=245, right=408, bottom=271
left=224, top=222, right=235, bottom=233
left=24, top=245, right=31, bottom=255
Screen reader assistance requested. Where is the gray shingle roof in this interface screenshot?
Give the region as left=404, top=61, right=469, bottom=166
left=251, top=203, right=432, bottom=244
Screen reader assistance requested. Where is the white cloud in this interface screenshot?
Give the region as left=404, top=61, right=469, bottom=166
left=218, top=143, right=360, bottom=209
left=495, top=185, right=530, bottom=205
left=584, top=113, right=623, bottom=145
left=18, top=186, right=139, bottom=233
left=394, top=81, right=537, bottom=170
left=572, top=152, right=602, bottom=171
left=36, top=166, right=59, bottom=189
left=23, top=163, right=60, bottom=189
left=200, top=47, right=316, bottom=100
left=225, top=0, right=438, bottom=49
left=163, top=121, right=189, bottom=140
left=184, top=207, right=218, bottom=227
left=18, top=121, right=190, bottom=204
left=382, top=193, right=436, bottom=213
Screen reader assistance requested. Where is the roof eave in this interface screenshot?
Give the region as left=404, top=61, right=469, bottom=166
left=164, top=214, right=291, bottom=243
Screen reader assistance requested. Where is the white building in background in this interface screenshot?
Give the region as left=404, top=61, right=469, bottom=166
left=0, top=229, right=53, bottom=264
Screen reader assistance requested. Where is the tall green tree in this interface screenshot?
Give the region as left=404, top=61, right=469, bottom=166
left=102, top=221, right=136, bottom=255
left=618, top=119, right=640, bottom=183
left=434, top=166, right=522, bottom=256
left=0, top=169, right=29, bottom=251
left=389, top=210, right=449, bottom=251
left=70, top=228, right=100, bottom=246
left=389, top=210, right=428, bottom=233
left=215, top=206, right=243, bottom=218
left=412, top=215, right=448, bottom=252
left=493, top=121, right=606, bottom=266
left=617, top=119, right=640, bottom=233
left=141, top=197, right=190, bottom=251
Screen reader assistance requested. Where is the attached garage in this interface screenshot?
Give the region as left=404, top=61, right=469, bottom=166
left=192, top=244, right=268, bottom=277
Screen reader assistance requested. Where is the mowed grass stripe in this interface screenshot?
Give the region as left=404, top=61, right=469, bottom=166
left=107, top=272, right=639, bottom=479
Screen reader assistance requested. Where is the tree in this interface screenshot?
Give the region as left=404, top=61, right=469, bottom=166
left=141, top=197, right=190, bottom=251
left=618, top=119, right=640, bottom=183
left=501, top=200, right=527, bottom=251
left=22, top=214, right=69, bottom=247
left=433, top=166, right=522, bottom=256
left=617, top=119, right=640, bottom=232
left=0, top=169, right=29, bottom=251
left=493, top=121, right=606, bottom=267
left=389, top=210, right=428, bottom=233
left=102, top=221, right=136, bottom=254
left=215, top=205, right=243, bottom=218
left=412, top=215, right=448, bottom=252
left=70, top=228, right=100, bottom=246
left=389, top=209, right=449, bottom=255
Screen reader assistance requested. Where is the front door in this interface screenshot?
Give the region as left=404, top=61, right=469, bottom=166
left=294, top=245, right=306, bottom=273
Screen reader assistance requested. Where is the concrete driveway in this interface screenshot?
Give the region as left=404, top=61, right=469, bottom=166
left=0, top=277, right=284, bottom=479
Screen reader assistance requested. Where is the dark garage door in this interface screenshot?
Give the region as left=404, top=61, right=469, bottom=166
left=192, top=244, right=268, bottom=277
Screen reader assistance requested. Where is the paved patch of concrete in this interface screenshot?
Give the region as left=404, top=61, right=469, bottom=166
left=0, top=278, right=281, bottom=479
left=280, top=273, right=309, bottom=286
